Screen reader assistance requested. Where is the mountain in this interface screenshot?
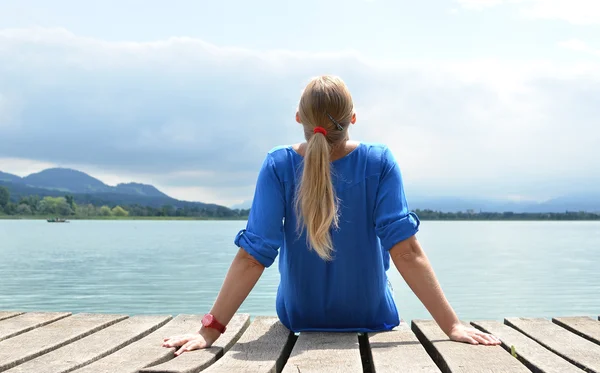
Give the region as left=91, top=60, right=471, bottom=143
left=0, top=167, right=228, bottom=212
left=22, top=168, right=111, bottom=193
left=409, top=195, right=600, bottom=213
left=114, top=183, right=168, bottom=198
left=231, top=200, right=253, bottom=210
left=524, top=194, right=600, bottom=213
left=0, top=171, right=21, bottom=183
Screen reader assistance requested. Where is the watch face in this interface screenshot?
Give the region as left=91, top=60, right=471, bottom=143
left=202, top=314, right=214, bottom=326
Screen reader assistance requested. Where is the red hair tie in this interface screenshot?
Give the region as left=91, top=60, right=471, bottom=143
left=313, top=127, right=328, bottom=136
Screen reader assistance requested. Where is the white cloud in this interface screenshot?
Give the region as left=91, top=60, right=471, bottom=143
left=0, top=27, right=599, bottom=204
left=559, top=39, right=600, bottom=56
left=456, top=0, right=503, bottom=10
left=0, top=158, right=56, bottom=177
left=520, top=0, right=600, bottom=25
left=457, top=0, right=600, bottom=24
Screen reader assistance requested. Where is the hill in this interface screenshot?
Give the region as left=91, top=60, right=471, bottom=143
left=114, top=182, right=168, bottom=198
left=0, top=167, right=231, bottom=213
left=0, top=171, right=21, bottom=183
left=21, top=168, right=111, bottom=193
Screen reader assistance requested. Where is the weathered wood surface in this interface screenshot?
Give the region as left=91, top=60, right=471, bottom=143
left=140, top=314, right=251, bottom=373
left=74, top=314, right=206, bottom=373
left=4, top=315, right=171, bottom=373
left=0, top=311, right=71, bottom=342
left=506, top=317, right=600, bottom=373
left=368, top=321, right=440, bottom=373
left=1, top=310, right=600, bottom=373
left=282, top=332, right=362, bottom=373
left=0, top=312, right=23, bottom=322
left=203, top=316, right=293, bottom=373
left=472, top=320, right=584, bottom=373
left=412, top=319, right=530, bottom=373
left=0, top=313, right=127, bottom=372
left=553, top=316, right=600, bottom=346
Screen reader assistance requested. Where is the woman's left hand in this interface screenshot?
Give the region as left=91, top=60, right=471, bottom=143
left=447, top=323, right=502, bottom=345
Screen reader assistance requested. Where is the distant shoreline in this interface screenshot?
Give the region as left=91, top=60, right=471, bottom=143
left=0, top=215, right=249, bottom=221
left=2, top=215, right=599, bottom=221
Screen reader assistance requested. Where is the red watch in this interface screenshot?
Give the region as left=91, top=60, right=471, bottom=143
left=201, top=314, right=226, bottom=334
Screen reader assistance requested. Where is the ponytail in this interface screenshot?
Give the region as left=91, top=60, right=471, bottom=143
left=294, top=131, right=339, bottom=261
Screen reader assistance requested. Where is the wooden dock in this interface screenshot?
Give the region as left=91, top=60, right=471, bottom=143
left=0, top=311, right=599, bottom=372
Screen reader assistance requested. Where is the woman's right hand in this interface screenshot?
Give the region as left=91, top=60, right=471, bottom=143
left=162, top=327, right=221, bottom=356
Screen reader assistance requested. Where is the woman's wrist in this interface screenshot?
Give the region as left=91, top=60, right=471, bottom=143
left=199, top=325, right=222, bottom=344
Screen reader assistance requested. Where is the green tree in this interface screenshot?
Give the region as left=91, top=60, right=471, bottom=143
left=0, top=186, right=9, bottom=209
left=111, top=205, right=129, bottom=217
left=19, top=195, right=40, bottom=213
left=38, top=196, right=73, bottom=216
left=99, top=205, right=112, bottom=216
left=17, top=204, right=32, bottom=215
left=65, top=195, right=75, bottom=209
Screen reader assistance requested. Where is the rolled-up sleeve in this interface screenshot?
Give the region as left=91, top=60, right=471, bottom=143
left=234, top=153, right=285, bottom=267
left=374, top=147, right=420, bottom=250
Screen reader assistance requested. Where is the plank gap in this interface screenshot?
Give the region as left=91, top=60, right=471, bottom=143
left=471, top=322, right=546, bottom=373
left=410, top=321, right=451, bottom=373
left=358, top=333, right=374, bottom=373
left=552, top=317, right=600, bottom=347
left=276, top=332, right=298, bottom=373
left=504, top=318, right=592, bottom=372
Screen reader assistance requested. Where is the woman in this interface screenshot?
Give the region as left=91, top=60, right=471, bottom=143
left=163, top=76, right=501, bottom=355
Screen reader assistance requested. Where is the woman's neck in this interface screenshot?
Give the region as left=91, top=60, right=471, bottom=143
left=293, top=140, right=359, bottom=162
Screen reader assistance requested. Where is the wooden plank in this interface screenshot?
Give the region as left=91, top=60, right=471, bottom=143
left=506, top=317, right=600, bottom=373
left=368, top=321, right=441, bottom=373
left=412, top=319, right=529, bottom=373
left=553, top=316, right=600, bottom=346
left=472, top=320, right=584, bottom=373
left=4, top=315, right=171, bottom=373
left=0, top=312, right=24, bottom=322
left=74, top=314, right=212, bottom=373
left=203, top=316, right=294, bottom=373
left=0, top=313, right=127, bottom=372
left=0, top=312, right=71, bottom=342
left=140, top=314, right=251, bottom=373
left=282, top=332, right=362, bottom=373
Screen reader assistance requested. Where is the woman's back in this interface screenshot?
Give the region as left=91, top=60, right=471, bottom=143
left=162, top=75, right=501, bottom=355
left=235, top=142, right=420, bottom=332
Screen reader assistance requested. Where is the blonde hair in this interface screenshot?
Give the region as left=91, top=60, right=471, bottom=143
left=294, top=75, right=354, bottom=261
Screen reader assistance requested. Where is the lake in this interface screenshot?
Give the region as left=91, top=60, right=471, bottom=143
left=0, top=220, right=598, bottom=322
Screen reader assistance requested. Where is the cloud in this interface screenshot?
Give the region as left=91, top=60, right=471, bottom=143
left=456, top=0, right=503, bottom=10
left=0, top=27, right=599, bottom=205
left=457, top=0, right=600, bottom=24
left=559, top=39, right=600, bottom=56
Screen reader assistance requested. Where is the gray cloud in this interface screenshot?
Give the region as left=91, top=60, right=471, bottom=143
left=1, top=28, right=599, bottom=203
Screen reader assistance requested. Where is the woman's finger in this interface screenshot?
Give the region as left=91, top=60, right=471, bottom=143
left=175, top=340, right=198, bottom=356
left=452, top=332, right=479, bottom=345
left=163, top=336, right=189, bottom=348
left=477, top=332, right=500, bottom=345
left=472, top=334, right=490, bottom=345
left=484, top=333, right=500, bottom=345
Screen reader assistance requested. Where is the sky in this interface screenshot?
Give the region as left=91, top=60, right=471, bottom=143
left=0, top=0, right=599, bottom=206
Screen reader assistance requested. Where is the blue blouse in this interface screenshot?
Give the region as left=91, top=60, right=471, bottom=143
left=234, top=142, right=420, bottom=332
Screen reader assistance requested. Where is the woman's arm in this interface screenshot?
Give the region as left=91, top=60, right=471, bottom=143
left=162, top=247, right=265, bottom=355
left=389, top=235, right=500, bottom=345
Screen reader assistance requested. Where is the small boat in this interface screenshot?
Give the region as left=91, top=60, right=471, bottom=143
left=47, top=218, right=69, bottom=223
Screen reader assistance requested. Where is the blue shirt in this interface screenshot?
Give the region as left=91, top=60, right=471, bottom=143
left=234, top=142, right=420, bottom=332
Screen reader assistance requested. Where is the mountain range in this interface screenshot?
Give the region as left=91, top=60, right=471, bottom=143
left=1, top=168, right=598, bottom=213
left=0, top=168, right=227, bottom=211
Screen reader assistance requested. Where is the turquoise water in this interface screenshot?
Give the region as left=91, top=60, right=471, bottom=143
left=0, top=220, right=598, bottom=321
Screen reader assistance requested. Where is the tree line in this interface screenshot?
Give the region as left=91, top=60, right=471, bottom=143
left=1, top=186, right=599, bottom=220
left=414, top=209, right=600, bottom=220
left=0, top=187, right=250, bottom=218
